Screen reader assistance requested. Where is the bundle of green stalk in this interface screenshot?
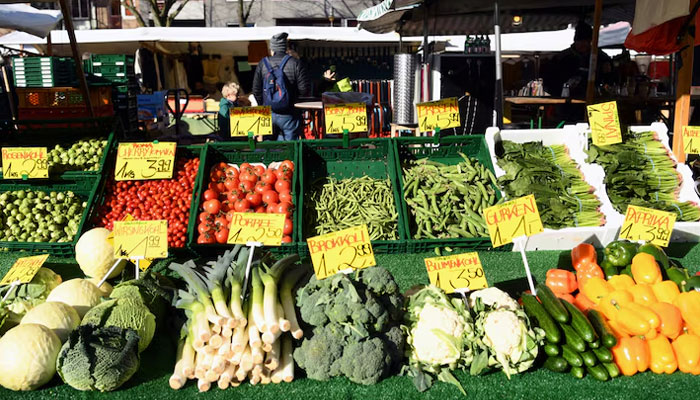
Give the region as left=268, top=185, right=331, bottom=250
left=497, top=141, right=604, bottom=229
left=307, top=176, right=399, bottom=240
left=402, top=154, right=498, bottom=239
left=168, top=247, right=304, bottom=391
left=586, top=130, right=700, bottom=221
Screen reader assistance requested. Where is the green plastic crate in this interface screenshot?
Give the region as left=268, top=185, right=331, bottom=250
left=90, top=54, right=134, bottom=66
left=187, top=141, right=300, bottom=256
left=298, top=138, right=406, bottom=257
left=394, top=135, right=511, bottom=252
left=0, top=176, right=100, bottom=257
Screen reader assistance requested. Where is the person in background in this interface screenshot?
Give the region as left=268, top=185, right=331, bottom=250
left=253, top=32, right=311, bottom=141
left=218, top=82, right=240, bottom=139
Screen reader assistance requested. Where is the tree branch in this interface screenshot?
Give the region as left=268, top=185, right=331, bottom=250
left=243, top=0, right=256, bottom=22
left=167, top=0, right=191, bottom=26
left=121, top=0, right=148, bottom=27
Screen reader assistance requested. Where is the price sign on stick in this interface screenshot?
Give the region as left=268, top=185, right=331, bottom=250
left=483, top=195, right=544, bottom=248
left=587, top=101, right=622, bottom=146
left=227, top=213, right=286, bottom=246
left=113, top=220, right=168, bottom=260
left=106, top=214, right=153, bottom=270
left=416, top=97, right=460, bottom=132
left=682, top=126, right=700, bottom=155
left=230, top=106, right=272, bottom=137
left=324, top=103, right=368, bottom=134
left=115, top=142, right=176, bottom=181
left=1, top=147, right=49, bottom=179
left=307, top=225, right=376, bottom=280
left=0, top=254, right=49, bottom=286
left=424, top=252, right=487, bottom=294
left=619, top=205, right=676, bottom=247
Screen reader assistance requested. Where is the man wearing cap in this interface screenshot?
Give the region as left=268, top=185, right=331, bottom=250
left=253, top=32, right=311, bottom=141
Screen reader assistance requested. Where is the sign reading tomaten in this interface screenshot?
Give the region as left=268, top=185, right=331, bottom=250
left=619, top=205, right=676, bottom=247
left=424, top=252, right=487, bottom=294
left=227, top=212, right=286, bottom=246
left=483, top=195, right=544, bottom=248
left=416, top=97, right=460, bottom=132
left=113, top=220, right=168, bottom=260
left=230, top=106, right=272, bottom=137
left=324, top=102, right=368, bottom=134
left=115, top=142, right=176, bottom=181
left=0, top=254, right=49, bottom=286
left=307, top=225, right=376, bottom=280
left=682, top=126, right=700, bottom=155
left=587, top=101, right=622, bottom=146
left=1, top=147, right=49, bottom=179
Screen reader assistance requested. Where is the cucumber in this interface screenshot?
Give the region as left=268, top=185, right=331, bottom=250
left=603, top=362, right=620, bottom=379
left=592, top=347, right=613, bottom=363
left=570, top=366, right=585, bottom=379
left=544, top=342, right=560, bottom=357
left=588, top=309, right=618, bottom=349
left=581, top=351, right=597, bottom=367
left=536, top=284, right=570, bottom=324
left=522, top=294, right=562, bottom=343
left=561, top=299, right=598, bottom=343
left=561, top=344, right=584, bottom=367
left=589, top=339, right=601, bottom=349
left=544, top=356, right=569, bottom=373
left=587, top=364, right=610, bottom=381
left=561, top=323, right=587, bottom=353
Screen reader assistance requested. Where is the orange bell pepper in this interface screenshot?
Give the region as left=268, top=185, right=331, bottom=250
left=648, top=335, right=677, bottom=374
left=674, top=291, right=700, bottom=335
left=555, top=292, right=575, bottom=304
left=631, top=253, right=662, bottom=284
left=628, top=284, right=658, bottom=306
left=672, top=333, right=700, bottom=375
left=651, top=280, right=680, bottom=304
left=612, top=336, right=650, bottom=376
left=571, top=243, right=597, bottom=270
left=608, top=274, right=636, bottom=291
left=649, top=302, right=683, bottom=340
left=545, top=269, right=578, bottom=294
left=574, top=292, right=596, bottom=312
left=580, top=276, right=613, bottom=305
left=627, top=302, right=660, bottom=339
left=597, top=290, right=634, bottom=320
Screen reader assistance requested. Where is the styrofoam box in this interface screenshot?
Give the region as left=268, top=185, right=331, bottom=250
left=485, top=126, right=621, bottom=251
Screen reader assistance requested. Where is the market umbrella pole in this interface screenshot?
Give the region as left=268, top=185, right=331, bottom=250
left=57, top=0, right=94, bottom=118
left=585, top=0, right=603, bottom=105
left=493, top=0, right=504, bottom=128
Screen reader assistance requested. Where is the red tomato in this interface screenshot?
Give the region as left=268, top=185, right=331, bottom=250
left=197, top=233, right=216, bottom=244
left=226, top=211, right=235, bottom=222
left=255, top=206, right=266, bottom=213
left=254, top=181, right=268, bottom=194
left=283, top=218, right=293, bottom=235
left=216, top=228, right=229, bottom=244
left=277, top=202, right=293, bottom=217
left=273, top=169, right=286, bottom=181
left=239, top=180, right=255, bottom=193
left=253, top=165, right=266, bottom=176
left=203, top=189, right=218, bottom=201
left=209, top=181, right=226, bottom=193
left=282, top=235, right=292, bottom=243
left=198, top=222, right=212, bottom=234
left=280, top=160, right=294, bottom=172
left=246, top=193, right=263, bottom=207
left=278, top=191, right=292, bottom=204
left=239, top=162, right=253, bottom=172
left=203, top=199, right=221, bottom=214
left=220, top=200, right=232, bottom=213
left=262, top=190, right=279, bottom=205
left=227, top=190, right=243, bottom=203
left=266, top=202, right=278, bottom=213
left=214, top=216, right=228, bottom=229
left=225, top=166, right=239, bottom=180
left=234, top=199, right=251, bottom=212
left=275, top=179, right=291, bottom=193
left=199, top=212, right=213, bottom=223
left=224, top=179, right=239, bottom=191
left=260, top=171, right=277, bottom=185
left=215, top=161, right=229, bottom=172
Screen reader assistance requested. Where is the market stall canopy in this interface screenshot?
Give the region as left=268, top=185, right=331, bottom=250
left=0, top=4, right=62, bottom=38
left=624, top=0, right=700, bottom=55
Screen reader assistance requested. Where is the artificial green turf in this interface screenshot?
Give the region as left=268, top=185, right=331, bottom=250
left=0, top=244, right=699, bottom=399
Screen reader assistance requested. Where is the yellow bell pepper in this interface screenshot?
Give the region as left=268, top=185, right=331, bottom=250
left=649, top=302, right=683, bottom=340
left=672, top=333, right=700, bottom=375
left=608, top=319, right=630, bottom=339
left=628, top=284, right=658, bottom=306
left=608, top=274, right=636, bottom=291
left=597, top=290, right=634, bottom=320
left=651, top=280, right=680, bottom=304
left=580, top=276, right=613, bottom=304
left=674, top=291, right=700, bottom=335
left=626, top=302, right=660, bottom=339
left=648, top=335, right=677, bottom=374
left=612, top=336, right=650, bottom=376
left=631, top=253, right=662, bottom=284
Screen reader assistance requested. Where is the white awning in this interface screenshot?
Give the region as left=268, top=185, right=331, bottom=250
left=0, top=4, right=62, bottom=38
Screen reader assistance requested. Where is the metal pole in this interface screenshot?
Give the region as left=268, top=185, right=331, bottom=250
left=58, top=0, right=94, bottom=118
left=586, top=0, right=603, bottom=105
left=493, top=0, right=503, bottom=128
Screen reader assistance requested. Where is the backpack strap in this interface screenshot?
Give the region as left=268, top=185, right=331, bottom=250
left=278, top=55, right=292, bottom=71
left=261, top=56, right=273, bottom=74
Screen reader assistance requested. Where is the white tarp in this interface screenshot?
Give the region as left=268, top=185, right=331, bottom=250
left=0, top=4, right=62, bottom=38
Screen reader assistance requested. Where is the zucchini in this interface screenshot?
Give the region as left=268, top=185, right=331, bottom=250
left=544, top=356, right=569, bottom=373
left=592, top=347, right=613, bottom=363
left=588, top=309, right=618, bottom=349
left=581, top=351, right=597, bottom=367
left=570, top=366, right=585, bottom=379
left=544, top=342, right=560, bottom=357
left=587, top=364, right=610, bottom=381
left=561, top=323, right=587, bottom=353
left=561, top=299, right=598, bottom=343
left=536, top=284, right=570, bottom=324
left=561, top=344, right=583, bottom=367
left=603, top=362, right=620, bottom=379
left=589, top=339, right=601, bottom=349
left=521, top=294, right=562, bottom=343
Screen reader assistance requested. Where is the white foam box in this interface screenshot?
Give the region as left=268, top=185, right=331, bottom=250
left=485, top=126, right=621, bottom=251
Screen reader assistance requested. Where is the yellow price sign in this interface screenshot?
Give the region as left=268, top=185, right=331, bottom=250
left=113, top=220, right=168, bottom=260
left=587, top=101, right=622, bottom=146
left=115, top=142, right=176, bottom=181
left=682, top=126, right=700, bottom=155
left=307, top=225, right=376, bottom=280
left=416, top=97, right=460, bottom=132
left=619, top=205, right=676, bottom=247
left=106, top=214, right=153, bottom=270
left=324, top=103, right=368, bottom=134
left=227, top=213, right=286, bottom=246
left=2, top=147, right=49, bottom=179
left=424, top=252, right=487, bottom=294
left=483, top=195, right=544, bottom=248
left=230, top=106, right=272, bottom=137
left=0, top=254, right=49, bottom=286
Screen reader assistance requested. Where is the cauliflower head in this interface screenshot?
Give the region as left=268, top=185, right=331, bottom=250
left=469, top=287, right=519, bottom=311
left=411, top=303, right=466, bottom=365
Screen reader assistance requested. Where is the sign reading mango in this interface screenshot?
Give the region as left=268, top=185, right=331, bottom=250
left=587, top=101, right=622, bottom=146
left=307, top=225, right=375, bottom=280
left=0, top=254, right=49, bottom=286
left=416, top=97, right=460, bottom=132
left=619, top=205, right=676, bottom=247
left=2, top=147, right=49, bottom=179
left=424, top=252, right=487, bottom=294
left=115, top=142, right=176, bottom=181
left=682, top=126, right=700, bottom=155
left=230, top=106, right=272, bottom=137
left=324, top=103, right=368, bottom=134
left=227, top=212, right=285, bottom=246
left=483, top=195, right=544, bottom=248
left=113, top=220, right=168, bottom=259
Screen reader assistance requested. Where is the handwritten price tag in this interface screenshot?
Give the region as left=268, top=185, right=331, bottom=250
left=417, top=97, right=460, bottom=132
left=588, top=101, right=622, bottom=146
left=2, top=147, right=49, bottom=179
left=113, top=220, right=168, bottom=260
left=0, top=254, right=49, bottom=286
left=106, top=214, right=153, bottom=270
left=115, top=142, right=176, bottom=181
left=324, top=103, right=368, bottom=134
left=682, top=126, right=700, bottom=155
left=425, top=252, right=487, bottom=294
left=619, top=205, right=676, bottom=247
left=230, top=106, right=272, bottom=137
left=484, top=195, right=544, bottom=248
left=307, top=225, right=376, bottom=280
left=227, top=213, right=286, bottom=246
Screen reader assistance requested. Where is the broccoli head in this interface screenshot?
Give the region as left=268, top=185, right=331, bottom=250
left=379, top=324, right=406, bottom=370
left=358, top=266, right=400, bottom=296
left=340, top=337, right=392, bottom=385
left=293, top=324, right=346, bottom=381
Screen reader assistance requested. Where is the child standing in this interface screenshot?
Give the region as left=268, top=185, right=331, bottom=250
left=218, top=82, right=240, bottom=138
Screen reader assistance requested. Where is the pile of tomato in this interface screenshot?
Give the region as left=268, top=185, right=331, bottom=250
left=95, top=157, right=199, bottom=248
left=197, top=160, right=295, bottom=244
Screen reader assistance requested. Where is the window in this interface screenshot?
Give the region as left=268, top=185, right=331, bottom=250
left=71, top=0, right=90, bottom=19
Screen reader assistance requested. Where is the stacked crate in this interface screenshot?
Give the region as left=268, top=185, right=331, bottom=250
left=84, top=55, right=138, bottom=134
left=11, top=57, right=77, bottom=88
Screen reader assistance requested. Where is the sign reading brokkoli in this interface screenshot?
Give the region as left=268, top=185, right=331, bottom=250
left=113, top=220, right=168, bottom=259
left=483, top=195, right=544, bottom=248
left=115, top=142, right=176, bottom=181
left=307, top=225, right=376, bottom=280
